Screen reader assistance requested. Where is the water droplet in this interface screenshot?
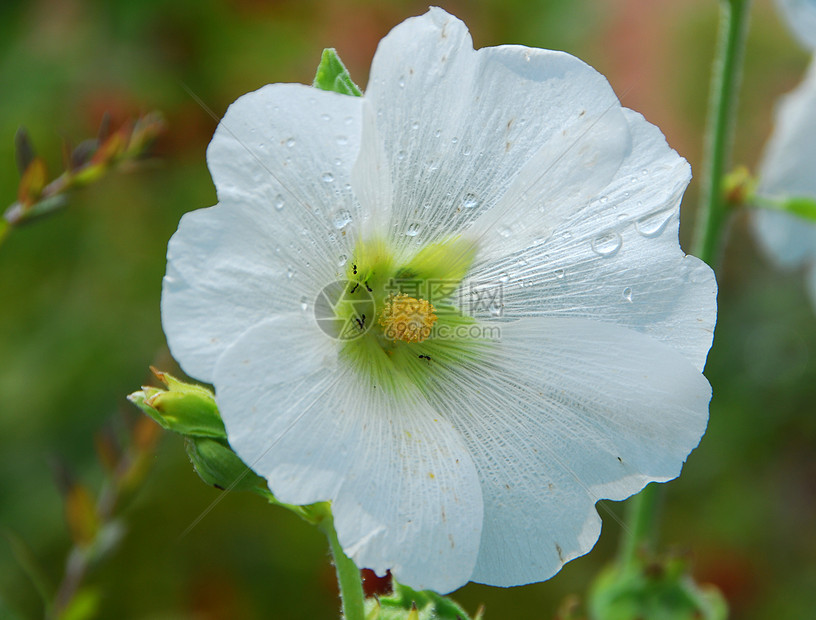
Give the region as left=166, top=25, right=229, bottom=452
left=462, top=193, right=479, bottom=209
left=489, top=301, right=503, bottom=317
left=285, top=137, right=295, bottom=148
left=451, top=136, right=459, bottom=145
left=272, top=195, right=285, bottom=211
left=338, top=254, right=348, bottom=266
left=462, top=145, right=472, bottom=156
left=411, top=120, right=420, bottom=130
left=322, top=172, right=334, bottom=183
left=554, top=268, right=566, bottom=279
left=591, top=231, right=623, bottom=257
left=561, top=230, right=573, bottom=241
left=497, top=226, right=512, bottom=238
left=635, top=209, right=674, bottom=238
left=336, top=135, right=349, bottom=146
left=616, top=212, right=629, bottom=221
left=498, top=272, right=509, bottom=283
left=434, top=129, right=442, bottom=138
left=641, top=168, right=648, bottom=176
left=622, top=287, right=633, bottom=302
left=423, top=203, right=432, bottom=210
left=334, top=158, right=342, bottom=166
left=333, top=209, right=353, bottom=229
left=300, top=296, right=309, bottom=311
left=321, top=113, right=331, bottom=122
left=406, top=223, right=421, bottom=237
left=344, top=116, right=353, bottom=125
left=600, top=195, right=609, bottom=204
left=397, top=150, right=407, bottom=161
left=398, top=75, right=405, bottom=88
left=287, top=267, right=296, bottom=279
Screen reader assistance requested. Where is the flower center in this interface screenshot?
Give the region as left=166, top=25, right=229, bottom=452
left=378, top=293, right=438, bottom=343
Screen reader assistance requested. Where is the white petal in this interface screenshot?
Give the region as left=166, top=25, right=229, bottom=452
left=163, top=84, right=364, bottom=381
left=353, top=8, right=627, bottom=259
left=775, top=0, right=816, bottom=49
left=465, top=110, right=715, bottom=371
left=754, top=58, right=816, bottom=269
left=419, top=318, right=711, bottom=587
left=213, top=316, right=483, bottom=593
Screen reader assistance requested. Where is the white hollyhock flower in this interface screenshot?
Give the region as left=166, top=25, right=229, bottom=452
left=775, top=0, right=816, bottom=49
left=162, top=8, right=716, bottom=593
left=753, top=59, right=816, bottom=308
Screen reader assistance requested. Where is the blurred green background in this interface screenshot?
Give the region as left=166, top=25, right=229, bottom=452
left=1, top=0, right=814, bottom=618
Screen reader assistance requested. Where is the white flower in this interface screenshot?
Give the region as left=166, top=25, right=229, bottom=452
left=753, top=59, right=816, bottom=308
left=161, top=9, right=716, bottom=593
left=775, top=0, right=816, bottom=49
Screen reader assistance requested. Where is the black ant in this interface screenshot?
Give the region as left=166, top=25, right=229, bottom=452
left=418, top=354, right=431, bottom=361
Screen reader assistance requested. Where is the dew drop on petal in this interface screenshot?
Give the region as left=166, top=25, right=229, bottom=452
left=622, top=287, right=633, bottom=302
left=321, top=113, right=331, bottom=122
left=300, top=296, right=309, bottom=311
left=344, top=116, right=353, bottom=125
left=498, top=226, right=512, bottom=238
left=406, top=222, right=421, bottom=237
left=336, top=135, right=349, bottom=146
left=554, top=268, right=566, bottom=279
left=333, top=209, right=353, bottom=229
left=273, top=194, right=285, bottom=211
left=434, top=129, right=442, bottom=138
left=451, top=136, right=459, bottom=145
left=498, top=272, right=509, bottom=283
left=287, top=267, right=296, bottom=279
left=338, top=254, right=348, bottom=266
left=462, top=193, right=479, bottom=209
left=322, top=172, right=335, bottom=183
left=489, top=301, right=503, bottom=317
left=462, top=145, right=472, bottom=156
left=635, top=209, right=674, bottom=238
left=591, top=231, right=623, bottom=257
left=398, top=75, right=405, bottom=88
left=285, top=138, right=295, bottom=148
left=411, top=120, right=420, bottom=130
left=397, top=150, right=407, bottom=161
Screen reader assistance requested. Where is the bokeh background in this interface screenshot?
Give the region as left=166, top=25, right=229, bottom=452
left=1, top=0, right=814, bottom=618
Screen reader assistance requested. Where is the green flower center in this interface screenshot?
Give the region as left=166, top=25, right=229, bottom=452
left=336, top=236, right=485, bottom=394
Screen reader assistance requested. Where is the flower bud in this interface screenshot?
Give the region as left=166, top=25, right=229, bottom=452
left=127, top=369, right=226, bottom=438
left=185, top=437, right=266, bottom=493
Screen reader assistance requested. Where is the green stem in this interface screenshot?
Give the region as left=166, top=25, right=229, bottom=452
left=618, top=483, right=660, bottom=569
left=319, top=514, right=365, bottom=620
left=692, top=0, right=753, bottom=266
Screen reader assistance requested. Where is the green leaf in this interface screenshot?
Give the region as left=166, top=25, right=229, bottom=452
left=2, top=528, right=54, bottom=609
left=313, top=48, right=362, bottom=97
left=754, top=194, right=816, bottom=222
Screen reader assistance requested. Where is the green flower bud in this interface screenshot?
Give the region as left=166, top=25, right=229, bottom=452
left=185, top=436, right=267, bottom=493
left=127, top=369, right=226, bottom=438
left=589, top=554, right=728, bottom=620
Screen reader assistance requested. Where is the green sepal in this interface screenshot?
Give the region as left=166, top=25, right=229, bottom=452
left=313, top=48, right=362, bottom=96
left=588, top=553, right=727, bottom=620
left=127, top=369, right=226, bottom=438
left=185, top=436, right=267, bottom=493
left=364, top=581, right=483, bottom=620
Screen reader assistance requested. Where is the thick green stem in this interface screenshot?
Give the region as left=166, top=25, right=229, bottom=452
left=319, top=515, right=365, bottom=620
left=618, top=483, right=660, bottom=569
left=692, top=0, right=753, bottom=266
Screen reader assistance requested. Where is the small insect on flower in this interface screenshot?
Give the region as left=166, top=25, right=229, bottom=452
left=161, top=8, right=716, bottom=593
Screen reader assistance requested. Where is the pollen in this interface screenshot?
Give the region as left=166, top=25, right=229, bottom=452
left=378, top=293, right=438, bottom=343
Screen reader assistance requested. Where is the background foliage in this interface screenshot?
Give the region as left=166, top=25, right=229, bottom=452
left=1, top=0, right=814, bottom=618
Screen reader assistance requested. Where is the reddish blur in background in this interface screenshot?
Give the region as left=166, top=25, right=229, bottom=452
left=1, top=0, right=814, bottom=618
